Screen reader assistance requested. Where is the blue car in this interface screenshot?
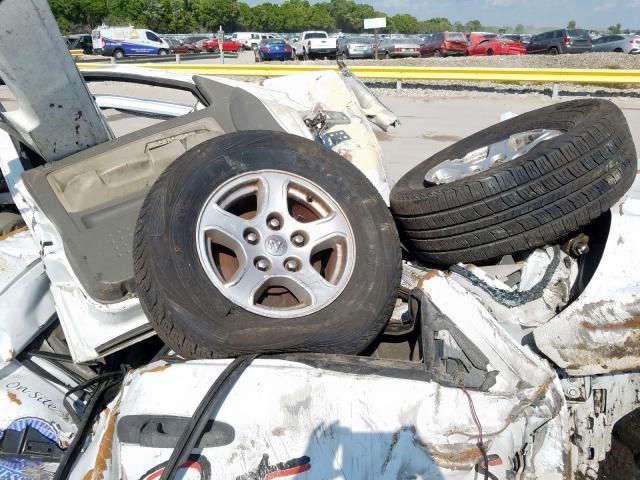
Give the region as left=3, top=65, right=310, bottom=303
left=255, top=39, right=293, bottom=62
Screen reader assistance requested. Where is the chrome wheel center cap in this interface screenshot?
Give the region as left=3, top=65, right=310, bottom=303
left=265, top=235, right=288, bottom=256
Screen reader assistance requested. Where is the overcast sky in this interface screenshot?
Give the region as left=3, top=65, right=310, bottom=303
left=244, top=0, right=640, bottom=29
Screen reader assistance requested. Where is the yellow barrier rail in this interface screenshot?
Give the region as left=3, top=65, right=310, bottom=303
left=70, top=49, right=84, bottom=57
left=78, top=63, right=640, bottom=85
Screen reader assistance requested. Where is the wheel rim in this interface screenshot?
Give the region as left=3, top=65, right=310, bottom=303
left=425, top=129, right=563, bottom=185
left=196, top=170, right=356, bottom=318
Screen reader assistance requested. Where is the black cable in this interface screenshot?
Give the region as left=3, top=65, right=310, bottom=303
left=53, top=372, right=124, bottom=480
left=159, top=354, right=258, bottom=480
left=62, top=372, right=125, bottom=425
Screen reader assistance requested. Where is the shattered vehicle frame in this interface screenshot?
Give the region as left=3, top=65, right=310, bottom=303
left=1, top=1, right=640, bottom=479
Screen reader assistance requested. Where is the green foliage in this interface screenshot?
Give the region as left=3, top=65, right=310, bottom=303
left=422, top=17, right=454, bottom=33
left=47, top=0, right=625, bottom=37
left=389, top=14, right=420, bottom=34
left=608, top=23, right=622, bottom=34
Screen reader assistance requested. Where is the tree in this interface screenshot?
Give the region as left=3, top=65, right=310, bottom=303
left=465, top=19, right=483, bottom=32
left=567, top=20, right=576, bottom=29
left=389, top=13, right=420, bottom=34
left=237, top=2, right=253, bottom=30
left=608, top=23, right=622, bottom=34
left=195, top=0, right=241, bottom=31
left=514, top=23, right=525, bottom=33
left=249, top=3, right=283, bottom=31
left=279, top=0, right=313, bottom=32
left=325, top=0, right=379, bottom=32
left=309, top=3, right=334, bottom=31
left=421, top=17, right=453, bottom=33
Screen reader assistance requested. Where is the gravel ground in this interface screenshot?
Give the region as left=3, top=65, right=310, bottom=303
left=366, top=80, right=640, bottom=100
left=301, top=52, right=640, bottom=99
left=305, top=51, right=640, bottom=70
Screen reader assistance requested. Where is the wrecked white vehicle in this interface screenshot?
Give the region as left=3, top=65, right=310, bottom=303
left=2, top=1, right=640, bottom=479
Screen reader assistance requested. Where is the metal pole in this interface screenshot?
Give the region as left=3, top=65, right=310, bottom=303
left=219, top=26, right=224, bottom=65
left=374, top=28, right=378, bottom=60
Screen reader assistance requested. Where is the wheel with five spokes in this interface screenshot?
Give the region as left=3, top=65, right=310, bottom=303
left=134, top=131, right=401, bottom=358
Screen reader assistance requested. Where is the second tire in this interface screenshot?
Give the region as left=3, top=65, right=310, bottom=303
left=390, top=99, right=637, bottom=265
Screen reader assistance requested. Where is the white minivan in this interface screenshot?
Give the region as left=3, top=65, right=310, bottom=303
left=91, top=26, right=170, bottom=58
left=231, top=32, right=261, bottom=50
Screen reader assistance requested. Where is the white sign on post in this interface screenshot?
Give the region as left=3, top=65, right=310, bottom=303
left=364, top=17, right=387, bottom=30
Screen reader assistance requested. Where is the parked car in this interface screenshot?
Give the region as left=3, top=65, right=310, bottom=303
left=231, top=31, right=262, bottom=50
left=255, top=38, right=293, bottom=61
left=592, top=34, right=640, bottom=54
left=166, top=38, right=201, bottom=54
left=293, top=31, right=338, bottom=59
left=377, top=37, right=421, bottom=59
left=526, top=28, right=592, bottom=54
left=419, top=31, right=468, bottom=57
left=502, top=33, right=532, bottom=44
left=202, top=37, right=243, bottom=53
left=466, top=34, right=526, bottom=56
left=337, top=36, right=374, bottom=59
left=65, top=34, right=93, bottom=54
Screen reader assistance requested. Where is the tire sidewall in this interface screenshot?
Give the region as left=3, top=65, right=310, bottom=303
left=138, top=132, right=400, bottom=356
left=392, top=99, right=614, bottom=197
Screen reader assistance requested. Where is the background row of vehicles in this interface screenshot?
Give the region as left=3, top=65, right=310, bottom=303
left=73, top=26, right=640, bottom=59
left=335, top=29, right=640, bottom=59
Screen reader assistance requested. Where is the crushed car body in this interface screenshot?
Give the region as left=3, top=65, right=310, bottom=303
left=1, top=1, right=640, bottom=479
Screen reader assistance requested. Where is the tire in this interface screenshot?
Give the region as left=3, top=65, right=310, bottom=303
left=158, top=49, right=168, bottom=56
left=549, top=47, right=559, bottom=55
left=385, top=52, right=391, bottom=59
left=134, top=131, right=401, bottom=359
left=213, top=46, right=220, bottom=54
left=188, top=49, right=195, bottom=54
left=486, top=49, right=494, bottom=56
left=0, top=212, right=25, bottom=237
left=303, top=49, right=309, bottom=61
left=614, top=48, right=624, bottom=53
left=390, top=99, right=637, bottom=265
left=434, top=49, right=442, bottom=58
left=113, top=49, right=124, bottom=59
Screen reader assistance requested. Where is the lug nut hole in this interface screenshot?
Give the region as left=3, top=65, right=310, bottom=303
left=254, top=257, right=271, bottom=272
left=284, top=258, right=301, bottom=272
left=267, top=213, right=283, bottom=231
left=291, top=232, right=307, bottom=247
left=244, top=229, right=260, bottom=245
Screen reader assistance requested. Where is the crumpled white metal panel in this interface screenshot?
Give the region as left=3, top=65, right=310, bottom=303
left=68, top=358, right=555, bottom=480
left=0, top=230, right=55, bottom=365
left=534, top=175, right=640, bottom=375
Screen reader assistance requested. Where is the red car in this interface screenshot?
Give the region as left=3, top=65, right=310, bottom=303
left=419, top=31, right=468, bottom=57
left=167, top=38, right=201, bottom=54
left=202, top=38, right=243, bottom=53
left=466, top=34, right=526, bottom=56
